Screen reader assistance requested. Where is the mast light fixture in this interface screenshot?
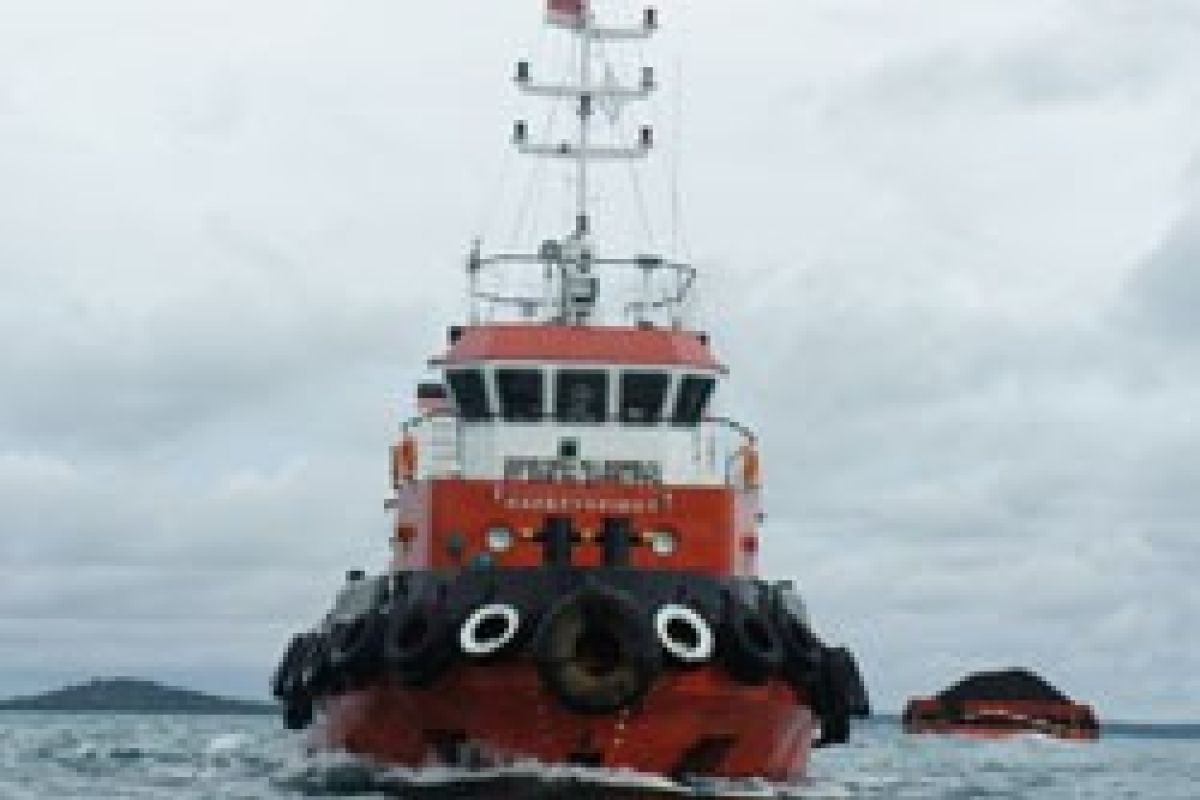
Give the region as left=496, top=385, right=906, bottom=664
left=641, top=66, right=656, bottom=91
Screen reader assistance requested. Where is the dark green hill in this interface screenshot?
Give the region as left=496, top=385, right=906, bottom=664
left=0, top=677, right=275, bottom=715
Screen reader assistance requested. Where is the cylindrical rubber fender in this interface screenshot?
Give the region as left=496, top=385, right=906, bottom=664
left=775, top=612, right=823, bottom=690
left=271, top=633, right=309, bottom=700
left=534, top=586, right=661, bottom=715
left=328, top=610, right=385, bottom=680
left=718, top=599, right=784, bottom=686
left=384, top=587, right=455, bottom=688
left=832, top=646, right=870, bottom=718
left=812, top=647, right=851, bottom=748
left=283, top=695, right=314, bottom=731
left=653, top=604, right=715, bottom=665
left=459, top=603, right=522, bottom=658
left=274, top=634, right=318, bottom=730
left=296, top=633, right=336, bottom=696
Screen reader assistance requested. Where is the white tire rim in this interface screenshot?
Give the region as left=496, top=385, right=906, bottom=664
left=654, top=604, right=714, bottom=663
left=459, top=603, right=521, bottom=657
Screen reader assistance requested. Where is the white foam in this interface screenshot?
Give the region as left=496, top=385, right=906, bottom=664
left=206, top=733, right=252, bottom=755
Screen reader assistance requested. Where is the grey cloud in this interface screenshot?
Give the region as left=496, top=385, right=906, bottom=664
left=825, top=3, right=1200, bottom=118
left=0, top=215, right=430, bottom=451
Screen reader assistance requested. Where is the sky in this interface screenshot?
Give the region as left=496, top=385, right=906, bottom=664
left=1, top=0, right=1198, bottom=722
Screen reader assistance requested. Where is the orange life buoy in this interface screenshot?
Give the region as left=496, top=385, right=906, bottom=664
left=740, top=443, right=760, bottom=489
left=391, top=434, right=417, bottom=487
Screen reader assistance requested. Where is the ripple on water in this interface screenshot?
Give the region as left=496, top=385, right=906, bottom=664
left=1, top=714, right=1198, bottom=799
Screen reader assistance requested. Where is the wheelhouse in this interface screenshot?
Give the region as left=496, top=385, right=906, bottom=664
left=413, top=324, right=738, bottom=487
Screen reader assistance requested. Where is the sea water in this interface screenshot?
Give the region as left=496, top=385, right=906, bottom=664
left=1, top=713, right=1196, bottom=799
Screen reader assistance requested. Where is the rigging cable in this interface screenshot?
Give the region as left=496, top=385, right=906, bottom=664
left=476, top=24, right=553, bottom=248
left=670, top=56, right=693, bottom=262
left=507, top=61, right=564, bottom=250
left=596, top=40, right=657, bottom=252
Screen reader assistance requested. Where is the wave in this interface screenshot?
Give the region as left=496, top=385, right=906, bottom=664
left=270, top=750, right=826, bottom=798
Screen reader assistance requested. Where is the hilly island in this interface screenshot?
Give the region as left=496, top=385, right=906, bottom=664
left=0, top=678, right=275, bottom=715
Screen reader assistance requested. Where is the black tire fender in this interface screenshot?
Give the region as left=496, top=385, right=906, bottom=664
left=776, top=613, right=823, bottom=690
left=283, top=696, right=314, bottom=731
left=718, top=599, right=784, bottom=686
left=271, top=634, right=309, bottom=700
left=384, top=580, right=455, bottom=688
left=813, top=647, right=851, bottom=747
left=296, top=633, right=335, bottom=696
left=534, top=585, right=661, bottom=715
left=329, top=611, right=385, bottom=677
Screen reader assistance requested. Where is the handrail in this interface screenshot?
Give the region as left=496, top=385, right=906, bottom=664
left=397, top=411, right=757, bottom=487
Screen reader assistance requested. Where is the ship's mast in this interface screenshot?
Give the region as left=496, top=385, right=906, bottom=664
left=472, top=4, right=693, bottom=328
left=576, top=11, right=592, bottom=241
left=533, top=3, right=658, bottom=242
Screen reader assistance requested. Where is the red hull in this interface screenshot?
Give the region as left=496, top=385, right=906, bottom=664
left=903, top=696, right=1099, bottom=741
left=319, top=662, right=816, bottom=781
left=905, top=722, right=1098, bottom=741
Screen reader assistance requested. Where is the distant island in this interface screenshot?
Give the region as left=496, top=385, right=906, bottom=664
left=0, top=677, right=276, bottom=715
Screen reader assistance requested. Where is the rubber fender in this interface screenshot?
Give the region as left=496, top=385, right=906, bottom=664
left=274, top=633, right=319, bottom=730
left=283, top=696, right=313, bottom=731
left=775, top=612, right=823, bottom=690
left=328, top=610, right=386, bottom=682
left=296, top=633, right=336, bottom=696
left=718, top=598, right=784, bottom=686
left=271, top=634, right=309, bottom=700
left=534, top=585, right=661, bottom=715
left=812, top=647, right=851, bottom=747
left=384, top=578, right=455, bottom=688
left=833, top=646, right=871, bottom=718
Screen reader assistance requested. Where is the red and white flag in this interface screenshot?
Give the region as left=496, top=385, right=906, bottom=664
left=547, top=0, right=587, bottom=28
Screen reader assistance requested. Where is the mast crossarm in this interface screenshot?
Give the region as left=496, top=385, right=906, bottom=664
left=478, top=253, right=692, bottom=272
left=547, top=7, right=659, bottom=41
left=587, top=26, right=655, bottom=42
left=518, top=82, right=654, bottom=101
left=517, top=142, right=650, bottom=160
left=550, top=24, right=654, bottom=41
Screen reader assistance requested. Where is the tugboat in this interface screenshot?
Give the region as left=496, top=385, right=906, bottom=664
left=271, top=0, right=866, bottom=782
left=903, top=669, right=1099, bottom=741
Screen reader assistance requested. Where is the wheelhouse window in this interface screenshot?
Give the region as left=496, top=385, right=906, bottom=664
left=671, top=374, right=716, bottom=426
left=556, top=370, right=607, bottom=423
left=496, top=369, right=544, bottom=421
left=620, top=371, right=669, bottom=424
left=446, top=369, right=491, bottom=421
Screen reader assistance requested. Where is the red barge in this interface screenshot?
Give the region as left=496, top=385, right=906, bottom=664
left=903, top=669, right=1099, bottom=741
left=272, top=0, right=866, bottom=783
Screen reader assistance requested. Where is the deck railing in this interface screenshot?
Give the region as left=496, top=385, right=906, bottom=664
left=398, top=412, right=758, bottom=489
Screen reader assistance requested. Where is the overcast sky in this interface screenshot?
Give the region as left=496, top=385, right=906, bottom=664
left=2, top=0, right=1198, bottom=723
